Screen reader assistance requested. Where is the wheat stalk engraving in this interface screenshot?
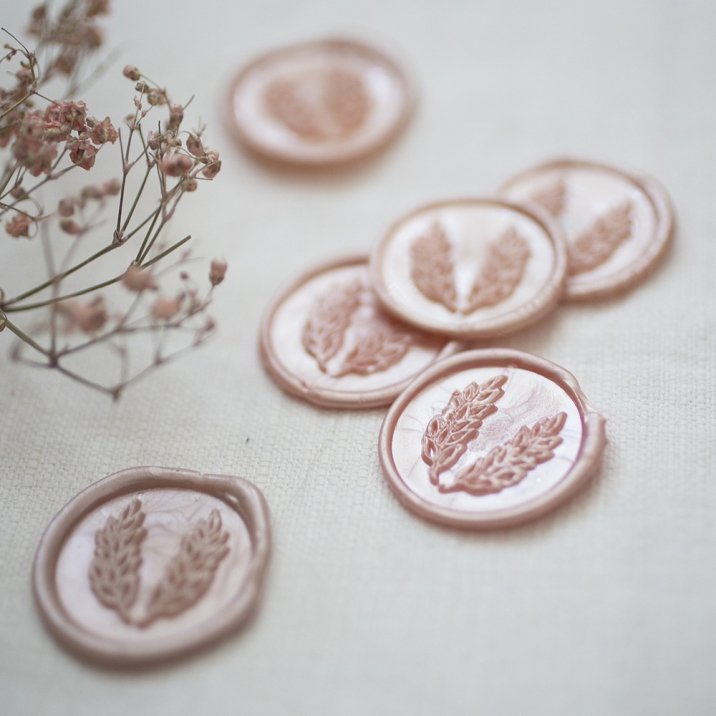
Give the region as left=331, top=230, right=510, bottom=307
left=447, top=411, right=567, bottom=496
left=325, top=68, right=369, bottom=134
left=301, top=279, right=362, bottom=372
left=88, top=498, right=147, bottom=624
left=465, top=227, right=531, bottom=313
left=335, top=319, right=412, bottom=377
left=141, top=509, right=230, bottom=627
left=264, top=78, right=324, bottom=140
left=264, top=69, right=367, bottom=140
left=421, top=375, right=507, bottom=484
left=410, top=222, right=458, bottom=313
left=530, top=178, right=567, bottom=216
left=568, top=202, right=633, bottom=275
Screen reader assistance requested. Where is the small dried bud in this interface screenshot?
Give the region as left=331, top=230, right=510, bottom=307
left=151, top=295, right=182, bottom=321
left=147, top=130, right=162, bottom=150
left=183, top=177, right=198, bottom=192
left=201, top=150, right=221, bottom=179
left=15, top=67, right=33, bottom=85
left=30, top=5, right=47, bottom=23
left=209, top=259, right=227, bottom=287
left=89, top=116, right=118, bottom=144
left=167, top=104, right=184, bottom=131
left=67, top=297, right=108, bottom=334
left=135, top=81, right=150, bottom=93
left=68, top=139, right=97, bottom=170
left=80, top=185, right=103, bottom=202
left=160, top=152, right=193, bottom=177
left=5, top=214, right=32, bottom=238
left=84, top=26, right=103, bottom=49
left=60, top=219, right=83, bottom=235
left=123, top=65, right=141, bottom=81
left=10, top=186, right=27, bottom=200
left=147, top=90, right=166, bottom=106
left=58, top=198, right=75, bottom=217
left=186, top=133, right=204, bottom=158
left=101, top=178, right=121, bottom=196
left=121, top=265, right=158, bottom=292
left=87, top=0, right=111, bottom=17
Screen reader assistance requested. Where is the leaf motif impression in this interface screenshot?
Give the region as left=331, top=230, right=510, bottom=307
left=335, top=319, right=412, bottom=377
left=324, top=68, right=369, bottom=134
left=88, top=498, right=147, bottom=624
left=421, top=375, right=507, bottom=484
left=530, top=178, right=567, bottom=217
left=449, top=411, right=567, bottom=496
left=264, top=68, right=368, bottom=140
left=301, top=279, right=362, bottom=372
left=264, top=78, right=324, bottom=140
left=465, top=227, right=531, bottom=313
left=410, top=222, right=458, bottom=313
left=142, top=509, right=230, bottom=627
left=568, top=202, right=633, bottom=275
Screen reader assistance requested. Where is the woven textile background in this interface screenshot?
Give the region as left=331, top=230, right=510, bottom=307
left=1, top=1, right=714, bottom=714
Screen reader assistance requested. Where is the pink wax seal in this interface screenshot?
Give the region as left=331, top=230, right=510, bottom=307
left=499, top=157, right=675, bottom=300
left=260, top=255, right=460, bottom=408
left=379, top=349, right=606, bottom=528
left=226, top=37, right=414, bottom=166
left=32, top=467, right=271, bottom=666
left=369, top=197, right=567, bottom=339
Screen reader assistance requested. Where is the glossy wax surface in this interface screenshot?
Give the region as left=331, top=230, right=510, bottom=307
left=56, top=488, right=253, bottom=645
left=261, top=257, right=452, bottom=407
left=228, top=39, right=412, bottom=165
left=500, top=159, right=673, bottom=299
left=371, top=198, right=566, bottom=338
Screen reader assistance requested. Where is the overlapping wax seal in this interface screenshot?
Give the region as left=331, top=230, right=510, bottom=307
left=260, top=255, right=460, bottom=408
left=378, top=349, right=605, bottom=528
left=370, top=197, right=567, bottom=339
left=226, top=37, right=414, bottom=166
left=32, top=467, right=271, bottom=666
left=499, top=157, right=674, bottom=300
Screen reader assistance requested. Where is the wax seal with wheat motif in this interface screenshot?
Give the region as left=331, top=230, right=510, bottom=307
left=225, top=37, right=414, bottom=167
left=259, top=255, right=461, bottom=408
left=499, top=157, right=675, bottom=300
left=379, top=349, right=606, bottom=529
left=369, top=197, right=568, bottom=339
left=32, top=467, right=271, bottom=666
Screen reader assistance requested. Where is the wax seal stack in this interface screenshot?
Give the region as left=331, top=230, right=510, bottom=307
left=253, top=74, right=675, bottom=528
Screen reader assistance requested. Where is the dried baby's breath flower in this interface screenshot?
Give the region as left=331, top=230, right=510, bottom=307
left=123, top=64, right=141, bottom=81
left=121, top=265, right=158, bottom=292
left=209, top=259, right=227, bottom=287
left=0, top=2, right=227, bottom=398
left=5, top=214, right=32, bottom=238
left=151, top=295, right=182, bottom=321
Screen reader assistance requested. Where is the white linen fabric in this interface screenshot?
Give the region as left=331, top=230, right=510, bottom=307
left=1, top=1, right=714, bottom=714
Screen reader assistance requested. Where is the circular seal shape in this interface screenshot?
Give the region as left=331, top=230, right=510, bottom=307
left=370, top=198, right=567, bottom=339
left=378, top=349, right=606, bottom=529
left=260, top=255, right=461, bottom=409
left=499, top=157, right=675, bottom=300
left=32, top=467, right=271, bottom=666
left=226, top=37, right=414, bottom=166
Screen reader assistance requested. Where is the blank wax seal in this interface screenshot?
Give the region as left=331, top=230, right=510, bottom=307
left=379, top=349, right=606, bottom=528
left=260, top=255, right=460, bottom=408
left=370, top=198, right=567, bottom=339
left=32, top=467, right=271, bottom=666
left=226, top=37, right=414, bottom=166
left=499, top=157, right=675, bottom=300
